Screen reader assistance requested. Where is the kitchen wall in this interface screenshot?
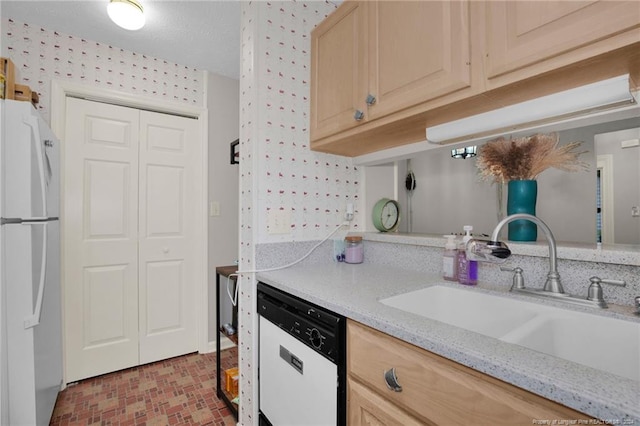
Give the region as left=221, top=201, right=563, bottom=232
left=1, top=18, right=204, bottom=123
left=242, top=2, right=360, bottom=247
left=206, top=73, right=240, bottom=343
left=238, top=1, right=359, bottom=423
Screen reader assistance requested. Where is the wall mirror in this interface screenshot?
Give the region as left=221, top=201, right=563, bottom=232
left=366, top=107, right=640, bottom=246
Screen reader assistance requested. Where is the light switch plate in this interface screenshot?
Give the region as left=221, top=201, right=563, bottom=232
left=210, top=201, right=221, bottom=217
left=621, top=139, right=640, bottom=149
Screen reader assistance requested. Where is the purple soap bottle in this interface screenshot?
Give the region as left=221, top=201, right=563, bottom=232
left=458, top=225, right=478, bottom=286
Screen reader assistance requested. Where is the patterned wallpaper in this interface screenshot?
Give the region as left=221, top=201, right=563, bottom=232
left=238, top=2, right=258, bottom=421
left=239, top=1, right=360, bottom=423
left=253, top=1, right=360, bottom=245
left=1, top=18, right=204, bottom=123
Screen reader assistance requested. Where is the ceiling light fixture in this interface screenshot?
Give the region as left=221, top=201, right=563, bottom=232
left=426, top=74, right=635, bottom=145
left=107, top=0, right=145, bottom=31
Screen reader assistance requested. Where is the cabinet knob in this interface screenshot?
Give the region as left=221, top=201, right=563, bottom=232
left=353, top=110, right=365, bottom=121
left=383, top=368, right=402, bottom=392
left=365, top=94, right=377, bottom=106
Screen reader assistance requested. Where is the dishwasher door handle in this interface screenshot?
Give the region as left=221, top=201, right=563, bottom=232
left=280, top=345, right=304, bottom=375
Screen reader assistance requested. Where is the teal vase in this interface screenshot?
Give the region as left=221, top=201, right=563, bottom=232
left=507, top=180, right=537, bottom=241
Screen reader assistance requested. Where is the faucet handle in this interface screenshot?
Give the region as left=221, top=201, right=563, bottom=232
left=587, top=281, right=604, bottom=303
left=589, top=276, right=626, bottom=287
left=587, top=277, right=626, bottom=307
left=501, top=266, right=525, bottom=290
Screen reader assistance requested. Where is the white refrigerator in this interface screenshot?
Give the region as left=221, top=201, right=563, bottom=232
left=0, top=99, right=63, bottom=425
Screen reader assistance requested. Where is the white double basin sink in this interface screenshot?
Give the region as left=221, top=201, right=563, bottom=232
left=380, top=285, right=640, bottom=382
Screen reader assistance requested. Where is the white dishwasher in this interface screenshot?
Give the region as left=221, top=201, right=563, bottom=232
left=257, top=282, right=346, bottom=426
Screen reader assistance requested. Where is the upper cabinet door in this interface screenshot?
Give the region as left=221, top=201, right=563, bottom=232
left=311, top=2, right=368, bottom=142
left=367, top=1, right=472, bottom=121
left=485, top=1, right=640, bottom=81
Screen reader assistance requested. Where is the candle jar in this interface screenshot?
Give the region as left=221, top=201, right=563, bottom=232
left=344, top=236, right=364, bottom=264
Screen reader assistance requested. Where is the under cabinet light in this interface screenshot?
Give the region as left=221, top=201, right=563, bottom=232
left=426, top=75, right=636, bottom=145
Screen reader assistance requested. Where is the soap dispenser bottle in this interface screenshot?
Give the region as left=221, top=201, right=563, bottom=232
left=457, top=225, right=478, bottom=285
left=442, top=235, right=458, bottom=281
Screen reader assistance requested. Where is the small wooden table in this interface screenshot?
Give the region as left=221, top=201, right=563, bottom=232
left=216, top=265, right=239, bottom=420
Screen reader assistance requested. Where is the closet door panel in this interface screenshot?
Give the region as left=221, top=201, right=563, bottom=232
left=64, top=98, right=140, bottom=382
left=138, top=111, right=200, bottom=364
left=64, top=99, right=202, bottom=380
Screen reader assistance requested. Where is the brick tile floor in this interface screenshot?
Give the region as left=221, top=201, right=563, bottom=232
left=50, top=348, right=238, bottom=426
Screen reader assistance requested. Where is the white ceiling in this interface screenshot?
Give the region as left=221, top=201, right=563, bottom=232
left=1, top=0, right=241, bottom=79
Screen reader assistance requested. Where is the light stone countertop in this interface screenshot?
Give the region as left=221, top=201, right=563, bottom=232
left=257, top=263, right=640, bottom=423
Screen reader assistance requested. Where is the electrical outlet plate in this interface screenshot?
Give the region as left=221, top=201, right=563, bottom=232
left=337, top=203, right=355, bottom=223
left=267, top=210, right=291, bottom=234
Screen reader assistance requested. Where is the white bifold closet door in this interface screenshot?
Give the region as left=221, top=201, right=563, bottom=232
left=64, top=97, right=200, bottom=382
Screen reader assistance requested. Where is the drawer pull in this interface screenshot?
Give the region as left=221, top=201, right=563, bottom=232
left=384, top=368, right=402, bottom=392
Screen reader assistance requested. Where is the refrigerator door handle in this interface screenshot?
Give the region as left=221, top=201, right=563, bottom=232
left=1, top=217, right=50, bottom=224
left=23, top=221, right=48, bottom=329
left=23, top=115, right=48, bottom=218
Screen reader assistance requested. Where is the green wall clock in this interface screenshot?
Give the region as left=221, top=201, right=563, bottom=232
left=372, top=198, right=400, bottom=232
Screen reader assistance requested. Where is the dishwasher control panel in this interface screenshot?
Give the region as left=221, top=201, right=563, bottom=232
left=257, top=282, right=344, bottom=363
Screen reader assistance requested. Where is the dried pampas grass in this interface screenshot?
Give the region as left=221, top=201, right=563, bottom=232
left=476, top=133, right=588, bottom=184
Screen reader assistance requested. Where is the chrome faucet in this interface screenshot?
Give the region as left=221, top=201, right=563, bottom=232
left=466, top=213, right=619, bottom=309
left=466, top=213, right=564, bottom=294
left=491, top=213, right=564, bottom=294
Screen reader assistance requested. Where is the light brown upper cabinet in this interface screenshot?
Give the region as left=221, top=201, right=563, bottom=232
left=310, top=1, right=640, bottom=157
left=366, top=1, right=471, bottom=121
left=310, top=1, right=367, bottom=142
left=485, top=1, right=640, bottom=87
left=310, top=1, right=473, bottom=145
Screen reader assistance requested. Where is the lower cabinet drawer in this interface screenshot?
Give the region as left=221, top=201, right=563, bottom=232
left=347, top=320, right=588, bottom=425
